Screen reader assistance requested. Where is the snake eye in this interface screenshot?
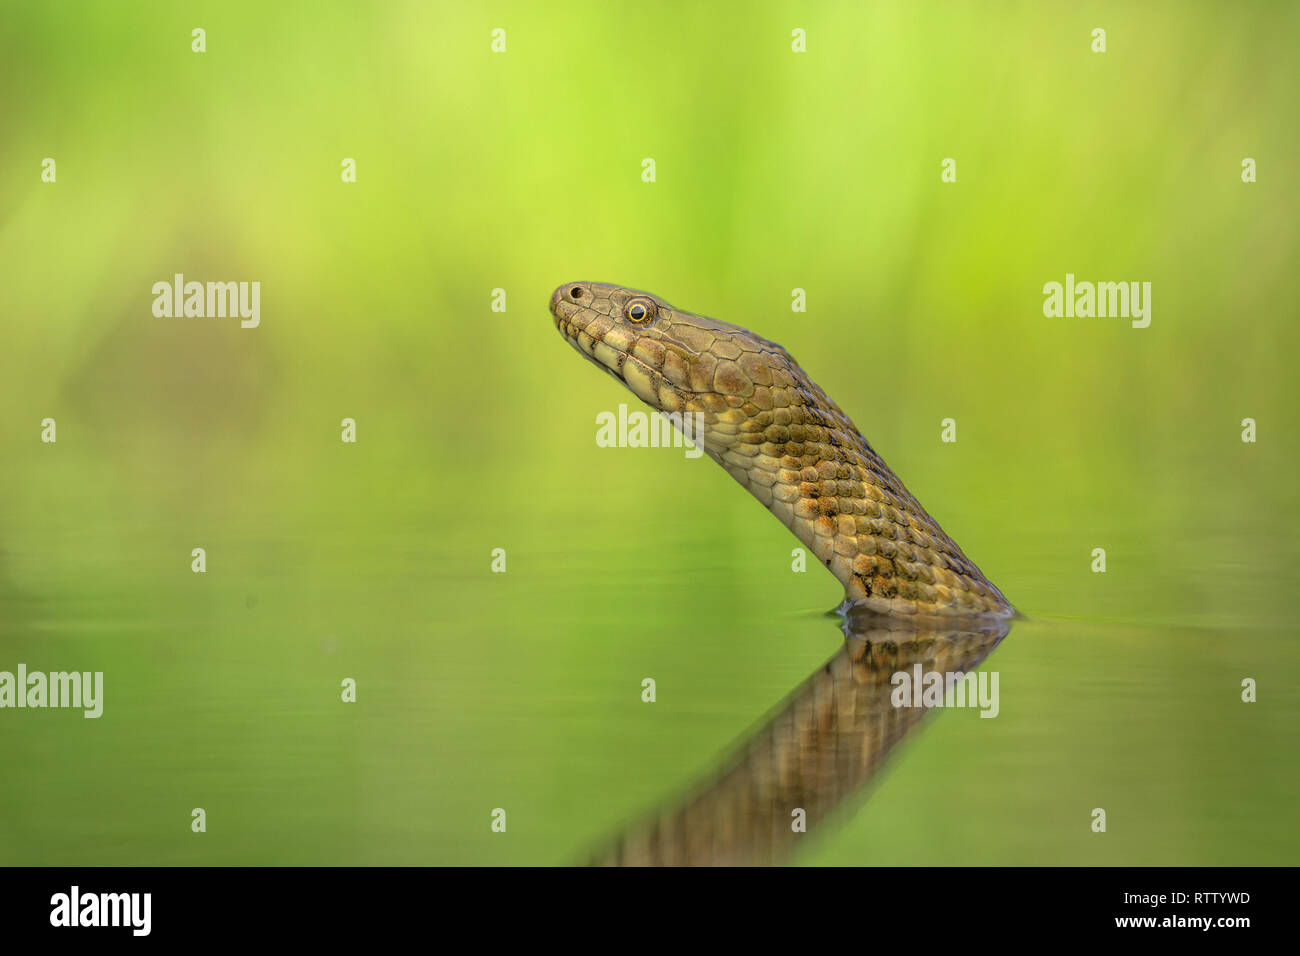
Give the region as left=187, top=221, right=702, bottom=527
left=625, top=298, right=656, bottom=323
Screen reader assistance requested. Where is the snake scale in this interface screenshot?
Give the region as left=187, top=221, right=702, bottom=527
left=550, top=282, right=1014, bottom=618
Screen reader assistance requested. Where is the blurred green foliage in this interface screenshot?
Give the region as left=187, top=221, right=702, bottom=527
left=0, top=1, right=1296, bottom=864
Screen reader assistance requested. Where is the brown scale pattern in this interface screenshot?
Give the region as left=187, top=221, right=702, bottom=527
left=551, top=282, right=1013, bottom=617
left=590, top=611, right=1011, bottom=865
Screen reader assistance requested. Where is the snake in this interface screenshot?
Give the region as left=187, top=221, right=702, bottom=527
left=550, top=282, right=1014, bottom=617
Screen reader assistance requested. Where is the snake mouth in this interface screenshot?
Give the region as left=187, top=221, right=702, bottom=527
left=553, top=311, right=634, bottom=387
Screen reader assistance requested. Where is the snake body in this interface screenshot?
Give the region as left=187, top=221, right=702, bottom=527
left=550, top=282, right=1013, bottom=617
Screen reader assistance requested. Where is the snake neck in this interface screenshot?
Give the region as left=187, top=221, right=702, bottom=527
left=691, top=363, right=1013, bottom=618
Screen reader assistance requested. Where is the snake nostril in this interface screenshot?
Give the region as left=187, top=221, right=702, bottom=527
left=570, top=287, right=583, bottom=299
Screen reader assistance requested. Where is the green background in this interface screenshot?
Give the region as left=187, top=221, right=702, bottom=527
left=1, top=1, right=1296, bottom=864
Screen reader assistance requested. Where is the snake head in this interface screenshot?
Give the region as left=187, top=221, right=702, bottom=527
left=550, top=281, right=790, bottom=417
